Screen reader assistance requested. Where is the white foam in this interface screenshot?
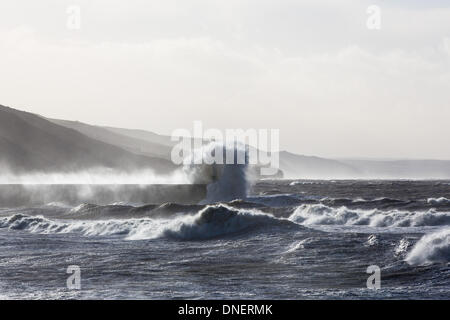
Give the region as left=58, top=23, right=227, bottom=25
left=366, top=234, right=379, bottom=246
left=405, top=228, right=450, bottom=265
left=246, top=194, right=310, bottom=207
left=282, top=238, right=312, bottom=254
left=289, top=204, right=450, bottom=228
left=183, top=142, right=249, bottom=204
left=0, top=214, right=158, bottom=237
left=129, top=204, right=292, bottom=241
left=0, top=204, right=294, bottom=241
left=289, top=181, right=317, bottom=186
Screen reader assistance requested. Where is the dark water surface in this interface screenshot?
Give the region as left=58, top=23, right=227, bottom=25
left=0, top=180, right=449, bottom=299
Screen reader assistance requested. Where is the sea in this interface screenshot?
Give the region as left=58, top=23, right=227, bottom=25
left=0, top=179, right=449, bottom=299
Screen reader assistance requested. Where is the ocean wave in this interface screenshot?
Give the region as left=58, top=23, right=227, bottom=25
left=289, top=180, right=336, bottom=186
left=0, top=205, right=298, bottom=241
left=427, top=197, right=450, bottom=205
left=130, top=204, right=298, bottom=241
left=246, top=194, right=307, bottom=207
left=289, top=181, right=318, bottom=186
left=185, top=142, right=249, bottom=204
left=44, top=202, right=72, bottom=208
left=148, top=203, right=202, bottom=216
left=317, top=197, right=445, bottom=212
left=0, top=213, right=155, bottom=237
left=289, top=204, right=450, bottom=227
left=406, top=228, right=450, bottom=265
left=62, top=202, right=202, bottom=220
left=323, top=197, right=408, bottom=207
left=66, top=203, right=141, bottom=220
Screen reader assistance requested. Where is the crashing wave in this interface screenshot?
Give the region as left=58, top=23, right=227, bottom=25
left=427, top=197, right=450, bottom=205
left=0, top=213, right=154, bottom=237
left=289, top=204, right=450, bottom=227
left=289, top=181, right=319, bottom=186
left=183, top=142, right=250, bottom=204
left=131, top=204, right=297, bottom=241
left=406, top=228, right=450, bottom=265
left=0, top=205, right=298, bottom=241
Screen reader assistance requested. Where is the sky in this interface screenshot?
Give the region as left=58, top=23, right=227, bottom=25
left=1, top=0, right=449, bottom=160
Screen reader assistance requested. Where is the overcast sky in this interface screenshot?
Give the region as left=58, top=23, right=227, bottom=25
left=1, top=0, right=449, bottom=159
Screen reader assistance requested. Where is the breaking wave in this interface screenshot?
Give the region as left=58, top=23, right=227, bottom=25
left=289, top=204, right=450, bottom=227
left=406, top=228, right=450, bottom=265
left=131, top=204, right=298, bottom=241
left=427, top=197, right=450, bottom=205
left=246, top=194, right=307, bottom=207
left=0, top=205, right=298, bottom=241
left=0, top=213, right=152, bottom=236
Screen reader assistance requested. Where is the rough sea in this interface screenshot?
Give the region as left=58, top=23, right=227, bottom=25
left=0, top=180, right=449, bottom=299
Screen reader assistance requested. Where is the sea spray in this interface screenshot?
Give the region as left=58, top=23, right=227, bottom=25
left=405, top=228, right=450, bottom=265
left=182, top=142, right=250, bottom=204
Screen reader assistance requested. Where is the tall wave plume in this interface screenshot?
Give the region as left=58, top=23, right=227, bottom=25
left=183, top=142, right=250, bottom=204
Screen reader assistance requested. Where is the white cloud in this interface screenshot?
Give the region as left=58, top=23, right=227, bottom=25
left=1, top=1, right=449, bottom=159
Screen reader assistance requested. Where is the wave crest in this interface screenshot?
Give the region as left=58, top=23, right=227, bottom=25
left=289, top=204, right=450, bottom=227
left=427, top=197, right=450, bottom=205
left=153, top=204, right=296, bottom=241
left=0, top=205, right=298, bottom=241
left=0, top=214, right=154, bottom=237
left=406, top=228, right=450, bottom=265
